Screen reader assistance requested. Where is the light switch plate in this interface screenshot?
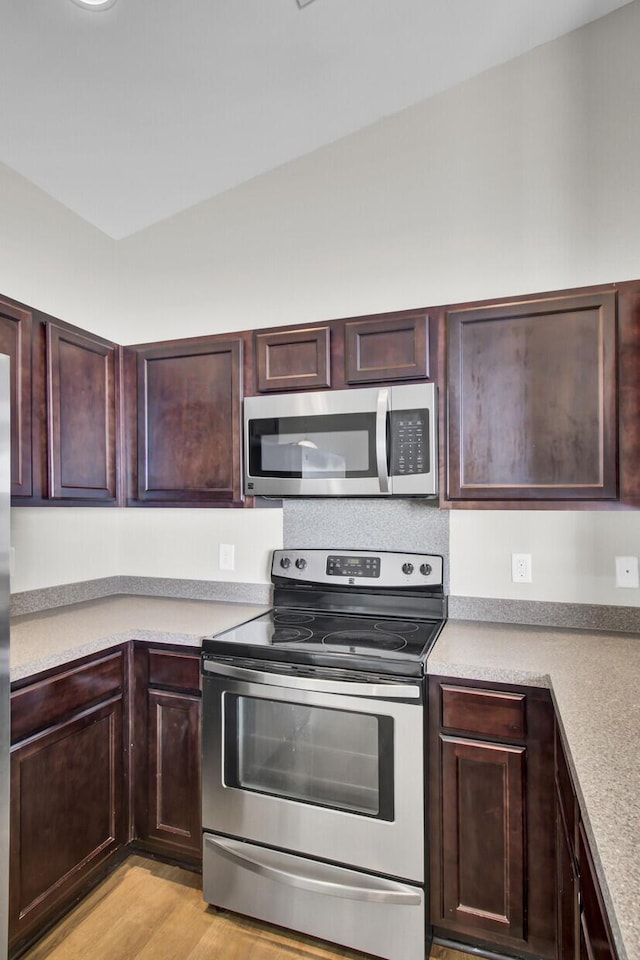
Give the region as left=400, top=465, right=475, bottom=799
left=615, top=556, right=639, bottom=588
left=219, top=543, right=235, bottom=571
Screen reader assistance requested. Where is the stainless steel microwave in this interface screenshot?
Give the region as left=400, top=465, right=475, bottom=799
left=244, top=383, right=438, bottom=498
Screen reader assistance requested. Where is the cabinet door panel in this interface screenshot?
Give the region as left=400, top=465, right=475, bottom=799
left=255, top=326, right=330, bottom=392
left=46, top=323, right=117, bottom=500
left=440, top=735, right=526, bottom=941
left=557, top=795, right=579, bottom=960
left=344, top=314, right=429, bottom=384
left=447, top=291, right=617, bottom=500
left=136, top=338, right=242, bottom=503
left=9, top=699, right=124, bottom=947
left=579, top=824, right=617, bottom=960
left=147, top=690, right=201, bottom=857
left=0, top=297, right=32, bottom=497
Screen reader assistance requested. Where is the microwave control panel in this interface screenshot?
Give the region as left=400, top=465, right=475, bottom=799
left=389, top=410, right=429, bottom=476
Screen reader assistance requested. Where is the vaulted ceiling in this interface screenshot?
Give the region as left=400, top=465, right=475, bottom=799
left=2, top=0, right=634, bottom=238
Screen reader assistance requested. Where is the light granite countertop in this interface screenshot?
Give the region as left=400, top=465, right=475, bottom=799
left=430, top=619, right=640, bottom=960
left=9, top=599, right=639, bottom=960
left=10, top=594, right=270, bottom=682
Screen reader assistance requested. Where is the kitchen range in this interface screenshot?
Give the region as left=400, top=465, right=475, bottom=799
left=201, top=548, right=446, bottom=960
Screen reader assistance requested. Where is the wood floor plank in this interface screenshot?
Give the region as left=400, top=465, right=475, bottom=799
left=20, top=855, right=474, bottom=960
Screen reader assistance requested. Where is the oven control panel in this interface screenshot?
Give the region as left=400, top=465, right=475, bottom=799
left=272, top=549, right=443, bottom=588
left=326, top=555, right=381, bottom=578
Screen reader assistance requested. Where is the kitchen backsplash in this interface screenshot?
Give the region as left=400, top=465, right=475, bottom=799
left=282, top=499, right=449, bottom=590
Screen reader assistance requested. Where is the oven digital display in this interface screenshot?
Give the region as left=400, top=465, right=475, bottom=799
left=326, top=555, right=381, bottom=578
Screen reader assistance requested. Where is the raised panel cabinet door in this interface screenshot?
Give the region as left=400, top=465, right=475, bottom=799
left=146, top=690, right=202, bottom=860
left=439, top=735, right=526, bottom=943
left=556, top=794, right=579, bottom=960
left=46, top=323, right=117, bottom=500
left=446, top=291, right=617, bottom=500
left=0, top=297, right=32, bottom=497
left=344, top=314, right=430, bottom=384
left=9, top=698, right=125, bottom=950
left=578, top=823, right=619, bottom=960
left=255, top=326, right=331, bottom=392
left=136, top=338, right=242, bottom=503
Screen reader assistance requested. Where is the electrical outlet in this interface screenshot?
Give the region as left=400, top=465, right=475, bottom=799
left=219, top=543, right=235, bottom=571
left=511, top=553, right=532, bottom=583
left=615, top=556, right=639, bottom=588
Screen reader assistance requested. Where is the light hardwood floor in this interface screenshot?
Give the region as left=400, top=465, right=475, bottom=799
left=21, top=856, right=472, bottom=960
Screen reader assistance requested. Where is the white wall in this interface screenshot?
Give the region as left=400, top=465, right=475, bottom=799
left=10, top=509, right=119, bottom=593
left=5, top=2, right=640, bottom=605
left=450, top=511, right=640, bottom=607
left=10, top=507, right=282, bottom=593
left=0, top=165, right=119, bottom=341
left=117, top=508, right=282, bottom=584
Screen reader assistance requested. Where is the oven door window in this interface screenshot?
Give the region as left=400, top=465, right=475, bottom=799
left=248, top=413, right=378, bottom=479
left=224, top=695, right=394, bottom=820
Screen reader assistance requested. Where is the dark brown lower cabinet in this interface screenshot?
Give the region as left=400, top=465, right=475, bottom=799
left=429, top=676, right=556, bottom=960
left=131, top=644, right=202, bottom=865
left=9, top=649, right=127, bottom=955
left=555, top=725, right=619, bottom=960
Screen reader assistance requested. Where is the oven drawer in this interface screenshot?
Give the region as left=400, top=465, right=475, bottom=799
left=441, top=683, right=526, bottom=740
left=203, top=833, right=426, bottom=960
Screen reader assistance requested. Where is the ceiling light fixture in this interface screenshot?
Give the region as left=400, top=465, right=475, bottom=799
left=70, top=0, right=118, bottom=10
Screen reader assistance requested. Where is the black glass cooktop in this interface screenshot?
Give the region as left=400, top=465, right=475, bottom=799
left=202, top=607, right=444, bottom=677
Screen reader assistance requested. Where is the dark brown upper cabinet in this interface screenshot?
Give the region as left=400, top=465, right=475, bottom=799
left=446, top=290, right=618, bottom=502
left=255, top=325, right=330, bottom=392
left=0, top=296, right=32, bottom=497
left=344, top=312, right=430, bottom=384
left=46, top=323, right=118, bottom=501
left=129, top=335, right=243, bottom=505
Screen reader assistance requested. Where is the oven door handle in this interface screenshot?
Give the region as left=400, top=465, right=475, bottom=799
left=202, top=660, right=420, bottom=699
left=205, top=835, right=422, bottom=905
left=376, top=387, right=390, bottom=493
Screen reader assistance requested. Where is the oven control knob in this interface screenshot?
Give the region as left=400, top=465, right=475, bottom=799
left=280, top=557, right=291, bottom=569
left=420, top=563, right=432, bottom=576
left=402, top=562, right=414, bottom=575
left=295, top=558, right=307, bottom=570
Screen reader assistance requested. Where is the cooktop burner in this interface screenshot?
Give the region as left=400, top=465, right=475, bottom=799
left=274, top=612, right=315, bottom=625
left=271, top=626, right=314, bottom=643
left=322, top=630, right=407, bottom=651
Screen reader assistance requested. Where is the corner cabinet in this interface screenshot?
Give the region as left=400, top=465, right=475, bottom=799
left=125, top=335, right=244, bottom=505
left=131, top=644, right=202, bottom=866
left=445, top=289, right=618, bottom=502
left=9, top=649, right=128, bottom=955
left=428, top=676, right=556, bottom=960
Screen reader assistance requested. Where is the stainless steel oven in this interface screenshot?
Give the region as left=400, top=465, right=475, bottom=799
left=201, top=549, right=446, bottom=960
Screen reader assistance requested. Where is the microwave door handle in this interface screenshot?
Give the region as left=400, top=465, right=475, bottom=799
left=376, top=388, right=390, bottom=493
